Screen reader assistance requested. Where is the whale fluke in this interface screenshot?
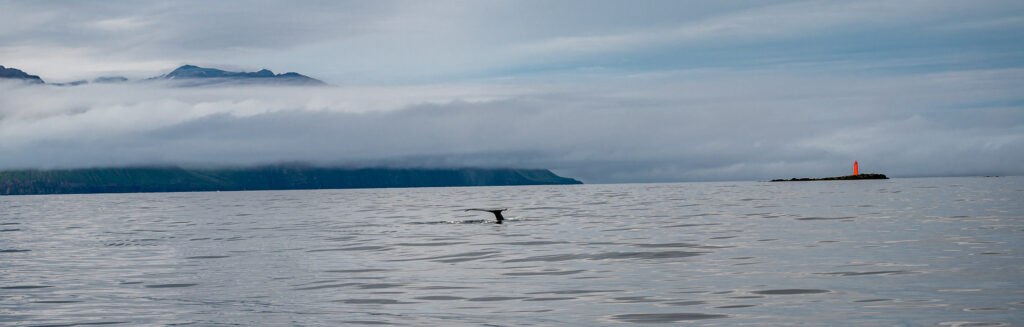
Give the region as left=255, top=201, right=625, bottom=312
left=465, top=208, right=507, bottom=224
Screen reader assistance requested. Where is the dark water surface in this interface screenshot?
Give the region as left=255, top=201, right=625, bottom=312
left=2, top=177, right=1022, bottom=326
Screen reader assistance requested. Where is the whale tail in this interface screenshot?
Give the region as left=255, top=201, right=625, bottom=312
left=465, top=208, right=507, bottom=224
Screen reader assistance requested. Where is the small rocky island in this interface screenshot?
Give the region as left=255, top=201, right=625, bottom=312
left=771, top=173, right=888, bottom=182
left=771, top=161, right=887, bottom=182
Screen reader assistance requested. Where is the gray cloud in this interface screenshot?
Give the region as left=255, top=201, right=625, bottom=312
left=0, top=1, right=391, bottom=49
left=5, top=1, right=1022, bottom=83
left=0, top=0, right=396, bottom=80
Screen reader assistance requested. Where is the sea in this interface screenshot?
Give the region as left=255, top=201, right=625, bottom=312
left=1, top=177, right=1022, bottom=326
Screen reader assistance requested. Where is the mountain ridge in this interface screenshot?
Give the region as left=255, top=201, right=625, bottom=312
left=0, top=65, right=45, bottom=84
left=155, top=65, right=326, bottom=86
left=0, top=166, right=582, bottom=195
left=0, top=64, right=326, bottom=86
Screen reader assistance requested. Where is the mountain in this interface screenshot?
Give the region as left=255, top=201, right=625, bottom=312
left=0, top=65, right=326, bottom=87
left=154, top=65, right=326, bottom=86
left=0, top=166, right=582, bottom=195
left=51, top=80, right=88, bottom=86
left=93, top=76, right=129, bottom=83
left=0, top=65, right=45, bottom=84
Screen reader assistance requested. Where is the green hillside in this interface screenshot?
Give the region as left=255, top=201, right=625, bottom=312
left=0, top=166, right=582, bottom=195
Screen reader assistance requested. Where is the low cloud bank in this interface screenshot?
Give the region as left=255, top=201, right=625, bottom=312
left=1, top=69, right=1022, bottom=183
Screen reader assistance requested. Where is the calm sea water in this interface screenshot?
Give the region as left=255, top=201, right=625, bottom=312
left=2, top=177, right=1022, bottom=326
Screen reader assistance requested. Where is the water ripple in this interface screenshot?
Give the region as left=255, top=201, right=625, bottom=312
left=610, top=313, right=730, bottom=323
left=752, top=289, right=831, bottom=295
left=503, top=251, right=707, bottom=263
left=144, top=283, right=198, bottom=288
left=2, top=177, right=1021, bottom=326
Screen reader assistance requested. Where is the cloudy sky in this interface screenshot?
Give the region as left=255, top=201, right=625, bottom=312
left=1, top=0, right=1022, bottom=183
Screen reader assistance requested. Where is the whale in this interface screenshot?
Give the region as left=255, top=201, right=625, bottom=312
left=465, top=209, right=507, bottom=224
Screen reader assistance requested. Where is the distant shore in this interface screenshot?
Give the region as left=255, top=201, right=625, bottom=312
left=771, top=173, right=888, bottom=182
left=0, top=166, right=582, bottom=196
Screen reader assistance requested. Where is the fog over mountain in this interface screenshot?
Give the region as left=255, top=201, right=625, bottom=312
left=154, top=65, right=326, bottom=86
left=1, top=1, right=1022, bottom=183
left=0, top=64, right=325, bottom=87
left=2, top=66, right=1021, bottom=183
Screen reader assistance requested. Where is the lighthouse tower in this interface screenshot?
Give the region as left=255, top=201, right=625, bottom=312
left=854, top=161, right=859, bottom=175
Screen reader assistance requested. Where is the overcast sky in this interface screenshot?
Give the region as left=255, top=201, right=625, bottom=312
left=1, top=0, right=1022, bottom=183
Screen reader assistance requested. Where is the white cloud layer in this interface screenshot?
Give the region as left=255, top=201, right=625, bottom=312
left=2, top=67, right=1021, bottom=183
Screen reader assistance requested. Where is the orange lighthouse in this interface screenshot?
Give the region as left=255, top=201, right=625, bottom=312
left=854, top=161, right=859, bottom=175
